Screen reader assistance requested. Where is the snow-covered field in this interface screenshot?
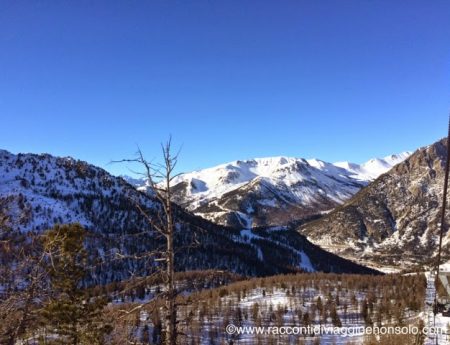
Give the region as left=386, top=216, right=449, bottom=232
left=119, top=273, right=426, bottom=345
left=218, top=287, right=368, bottom=345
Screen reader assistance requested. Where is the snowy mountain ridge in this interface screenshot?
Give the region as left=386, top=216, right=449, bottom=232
left=299, top=138, right=450, bottom=270
left=334, top=152, right=412, bottom=180
left=0, top=149, right=376, bottom=282
left=158, top=152, right=411, bottom=228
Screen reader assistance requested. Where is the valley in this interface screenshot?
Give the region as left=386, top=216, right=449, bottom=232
left=1, top=138, right=449, bottom=344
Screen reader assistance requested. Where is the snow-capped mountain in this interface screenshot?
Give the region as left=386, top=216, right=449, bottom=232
left=0, top=149, right=375, bottom=283
left=165, top=152, right=411, bottom=228
left=299, top=139, right=449, bottom=271
left=119, top=174, right=146, bottom=187
left=334, top=152, right=412, bottom=180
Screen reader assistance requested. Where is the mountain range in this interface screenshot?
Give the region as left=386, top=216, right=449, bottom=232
left=3, top=139, right=446, bottom=275
left=155, top=153, right=411, bottom=228
left=0, top=149, right=376, bottom=285
left=299, top=138, right=449, bottom=271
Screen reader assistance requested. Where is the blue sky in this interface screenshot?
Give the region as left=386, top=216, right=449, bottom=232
left=1, top=1, right=449, bottom=175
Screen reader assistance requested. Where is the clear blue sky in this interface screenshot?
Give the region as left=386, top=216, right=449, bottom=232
left=1, top=1, right=449, bottom=175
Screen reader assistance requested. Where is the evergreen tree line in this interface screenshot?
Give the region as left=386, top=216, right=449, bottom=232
left=103, top=272, right=427, bottom=344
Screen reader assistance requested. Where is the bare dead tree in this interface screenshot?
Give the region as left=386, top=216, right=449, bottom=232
left=115, top=137, right=181, bottom=345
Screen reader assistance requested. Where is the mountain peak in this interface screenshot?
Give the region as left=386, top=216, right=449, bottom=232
left=0, top=148, right=375, bottom=280
left=167, top=151, right=411, bottom=228
left=298, top=141, right=443, bottom=270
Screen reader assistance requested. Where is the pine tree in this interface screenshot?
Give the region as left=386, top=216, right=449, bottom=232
left=302, top=312, right=310, bottom=327
left=330, top=303, right=342, bottom=327
left=316, top=296, right=324, bottom=317
left=40, top=223, right=111, bottom=345
left=142, top=324, right=150, bottom=344
left=361, top=299, right=371, bottom=326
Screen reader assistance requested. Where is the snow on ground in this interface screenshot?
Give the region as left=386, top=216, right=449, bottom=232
left=423, top=271, right=450, bottom=345
left=239, top=229, right=264, bottom=261
left=236, top=229, right=315, bottom=272
left=238, top=288, right=291, bottom=308
left=221, top=287, right=373, bottom=345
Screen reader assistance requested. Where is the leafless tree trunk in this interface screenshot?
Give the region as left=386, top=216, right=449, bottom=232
left=117, top=138, right=180, bottom=345
left=162, top=140, right=177, bottom=345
